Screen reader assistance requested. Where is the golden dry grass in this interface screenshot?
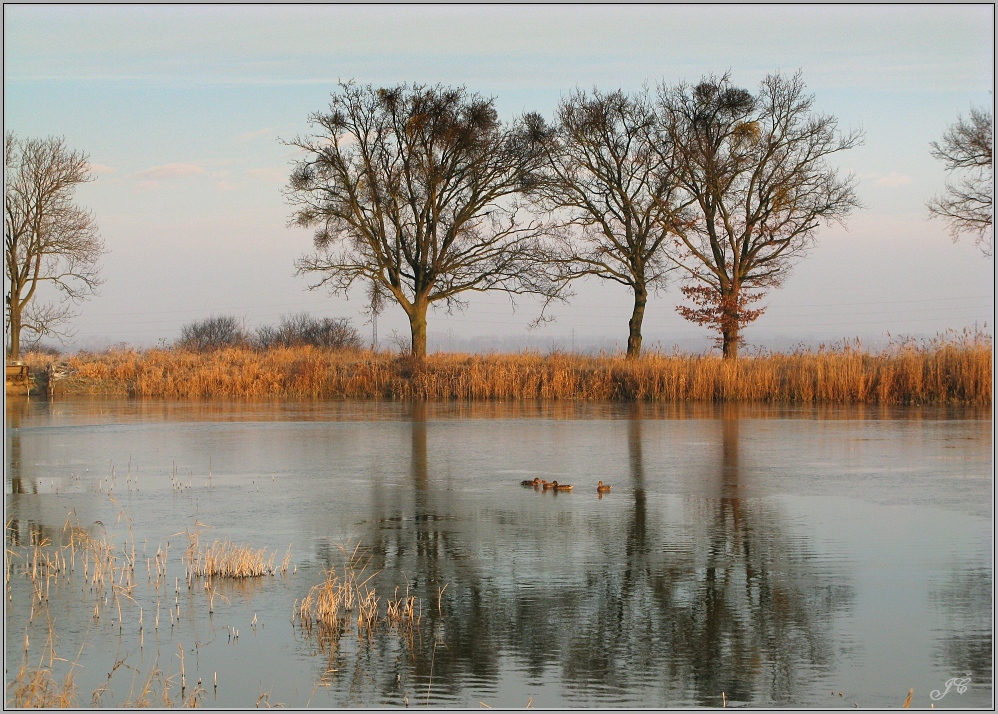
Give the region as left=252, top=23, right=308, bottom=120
left=5, top=660, right=79, bottom=708
left=24, top=330, right=992, bottom=404
left=294, top=542, right=422, bottom=656
left=187, top=540, right=277, bottom=579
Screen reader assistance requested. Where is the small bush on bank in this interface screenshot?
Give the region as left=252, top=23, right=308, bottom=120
left=175, top=313, right=362, bottom=353
left=176, top=315, right=248, bottom=352
left=254, top=313, right=363, bottom=351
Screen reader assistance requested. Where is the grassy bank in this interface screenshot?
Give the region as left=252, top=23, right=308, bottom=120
left=21, top=333, right=992, bottom=405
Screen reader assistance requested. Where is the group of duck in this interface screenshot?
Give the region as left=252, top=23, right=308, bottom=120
left=519, top=477, right=612, bottom=494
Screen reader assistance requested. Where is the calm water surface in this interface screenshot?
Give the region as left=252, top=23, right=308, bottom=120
left=4, top=398, right=993, bottom=708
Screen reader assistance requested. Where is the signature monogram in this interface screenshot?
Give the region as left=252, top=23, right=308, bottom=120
left=929, top=676, right=971, bottom=701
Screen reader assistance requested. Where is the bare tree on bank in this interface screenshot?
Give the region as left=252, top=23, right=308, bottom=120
left=4, top=134, right=104, bottom=360
left=657, top=73, right=862, bottom=359
left=927, top=106, right=993, bottom=257
left=531, top=88, right=686, bottom=358
left=285, top=82, right=562, bottom=362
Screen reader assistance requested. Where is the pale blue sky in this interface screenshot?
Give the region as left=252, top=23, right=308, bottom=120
left=4, top=5, right=994, bottom=351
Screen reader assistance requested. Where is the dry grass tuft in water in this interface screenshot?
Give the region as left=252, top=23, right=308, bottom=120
left=5, top=657, right=78, bottom=708
left=29, top=330, right=992, bottom=404
left=294, top=542, right=422, bottom=655
left=188, top=540, right=277, bottom=579
left=183, top=521, right=286, bottom=581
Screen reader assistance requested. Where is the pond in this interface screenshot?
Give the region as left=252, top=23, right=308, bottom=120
left=4, top=398, right=993, bottom=708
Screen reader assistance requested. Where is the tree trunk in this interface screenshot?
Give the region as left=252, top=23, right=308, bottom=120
left=407, top=298, right=429, bottom=362
left=721, top=330, right=739, bottom=359
left=8, top=305, right=22, bottom=361
left=626, top=284, right=648, bottom=358
left=721, top=301, right=739, bottom=360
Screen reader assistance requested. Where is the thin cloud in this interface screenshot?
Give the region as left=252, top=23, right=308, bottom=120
left=876, top=172, right=913, bottom=187
left=238, top=127, right=278, bottom=141
left=134, top=163, right=207, bottom=180
left=215, top=180, right=238, bottom=191
left=88, top=162, right=117, bottom=174
left=246, top=167, right=286, bottom=184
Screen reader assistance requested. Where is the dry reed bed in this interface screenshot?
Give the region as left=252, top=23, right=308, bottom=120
left=33, top=334, right=993, bottom=404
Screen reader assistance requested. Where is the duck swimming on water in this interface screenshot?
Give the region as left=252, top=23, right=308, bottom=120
left=596, top=481, right=612, bottom=493
left=520, top=478, right=541, bottom=487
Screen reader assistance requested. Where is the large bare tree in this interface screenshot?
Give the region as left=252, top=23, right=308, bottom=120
left=927, top=106, right=993, bottom=257
left=531, top=88, right=685, bottom=357
left=5, top=134, right=104, bottom=360
left=657, top=73, right=862, bottom=358
left=285, top=82, right=561, bottom=361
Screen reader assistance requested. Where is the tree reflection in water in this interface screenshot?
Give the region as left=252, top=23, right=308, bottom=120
left=308, top=402, right=854, bottom=707
left=930, top=565, right=993, bottom=686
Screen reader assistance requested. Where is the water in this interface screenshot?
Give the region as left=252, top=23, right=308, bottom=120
left=4, top=398, right=993, bottom=708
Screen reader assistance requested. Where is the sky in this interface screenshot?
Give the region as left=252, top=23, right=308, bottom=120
left=3, top=5, right=995, bottom=353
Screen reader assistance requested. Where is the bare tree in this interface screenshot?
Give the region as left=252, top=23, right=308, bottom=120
left=285, top=82, right=561, bottom=362
left=5, top=134, right=104, bottom=360
left=531, top=88, right=685, bottom=358
left=927, top=106, right=993, bottom=257
left=657, top=73, right=862, bottom=358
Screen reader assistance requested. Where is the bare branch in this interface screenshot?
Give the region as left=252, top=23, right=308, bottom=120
left=927, top=106, right=993, bottom=257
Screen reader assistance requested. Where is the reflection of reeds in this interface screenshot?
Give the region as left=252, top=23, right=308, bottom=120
left=28, top=329, right=992, bottom=403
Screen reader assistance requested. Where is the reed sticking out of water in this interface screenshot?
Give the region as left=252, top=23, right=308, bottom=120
left=29, top=330, right=991, bottom=404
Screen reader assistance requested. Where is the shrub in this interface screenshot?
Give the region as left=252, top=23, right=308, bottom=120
left=176, top=315, right=248, bottom=352
left=254, top=313, right=362, bottom=351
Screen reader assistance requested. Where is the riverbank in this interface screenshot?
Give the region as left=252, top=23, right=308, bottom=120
left=18, top=334, right=992, bottom=404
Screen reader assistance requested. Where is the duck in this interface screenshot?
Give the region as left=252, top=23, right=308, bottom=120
left=520, top=477, right=541, bottom=487
left=551, top=481, right=573, bottom=492
left=596, top=481, right=612, bottom=493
